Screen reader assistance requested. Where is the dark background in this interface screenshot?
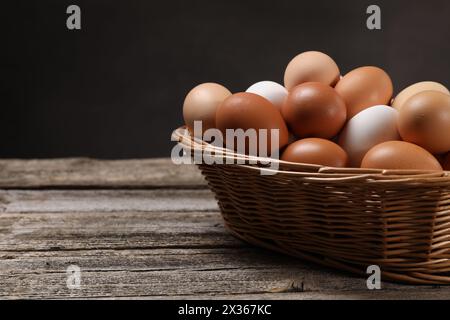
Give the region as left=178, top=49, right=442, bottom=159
left=3, top=0, right=450, bottom=158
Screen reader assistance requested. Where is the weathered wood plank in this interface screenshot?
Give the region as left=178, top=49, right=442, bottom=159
left=0, top=247, right=448, bottom=299
left=0, top=189, right=218, bottom=213
left=1, top=204, right=449, bottom=299
left=0, top=158, right=206, bottom=188
left=0, top=159, right=447, bottom=299
left=1, top=247, right=447, bottom=299
left=0, top=210, right=235, bottom=252
left=0, top=249, right=349, bottom=298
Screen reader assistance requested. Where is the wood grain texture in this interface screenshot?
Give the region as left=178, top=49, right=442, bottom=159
left=0, top=158, right=206, bottom=188
left=1, top=206, right=447, bottom=299
left=0, top=189, right=218, bottom=213
left=0, top=159, right=449, bottom=299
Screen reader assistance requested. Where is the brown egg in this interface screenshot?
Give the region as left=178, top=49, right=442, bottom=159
left=335, top=66, right=393, bottom=119
left=281, top=138, right=348, bottom=167
left=361, top=141, right=442, bottom=171
left=443, top=153, right=450, bottom=171
left=392, top=81, right=449, bottom=111
left=216, top=92, right=289, bottom=155
left=284, top=51, right=340, bottom=90
left=281, top=82, right=347, bottom=139
left=398, top=91, right=450, bottom=154
left=183, top=83, right=231, bottom=136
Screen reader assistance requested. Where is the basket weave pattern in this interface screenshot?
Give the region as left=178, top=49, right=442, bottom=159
left=174, top=128, right=450, bottom=284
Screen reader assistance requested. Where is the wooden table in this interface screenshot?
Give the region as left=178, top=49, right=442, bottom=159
left=0, top=158, right=449, bottom=299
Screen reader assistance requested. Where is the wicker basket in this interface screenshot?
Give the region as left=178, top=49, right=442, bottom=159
left=173, top=127, right=450, bottom=284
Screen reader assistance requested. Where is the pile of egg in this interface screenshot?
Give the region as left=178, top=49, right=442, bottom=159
left=182, top=51, right=450, bottom=171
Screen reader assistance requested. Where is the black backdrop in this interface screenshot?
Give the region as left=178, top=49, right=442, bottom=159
left=3, top=0, right=450, bottom=158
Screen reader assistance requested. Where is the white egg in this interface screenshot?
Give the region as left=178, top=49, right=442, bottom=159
left=338, top=105, right=400, bottom=167
left=246, top=81, right=288, bottom=110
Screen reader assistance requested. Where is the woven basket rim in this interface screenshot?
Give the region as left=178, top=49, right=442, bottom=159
left=173, top=126, right=450, bottom=181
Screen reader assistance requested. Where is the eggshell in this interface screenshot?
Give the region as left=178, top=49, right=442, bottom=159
left=392, top=81, right=449, bottom=111
left=281, top=138, right=348, bottom=167
left=183, top=83, right=231, bottom=135
left=284, top=51, right=340, bottom=90
left=246, top=81, right=288, bottom=110
left=216, top=92, right=289, bottom=155
left=335, top=66, right=393, bottom=119
left=398, top=91, right=450, bottom=154
left=281, top=82, right=346, bottom=139
left=338, top=105, right=400, bottom=167
left=361, top=141, right=442, bottom=171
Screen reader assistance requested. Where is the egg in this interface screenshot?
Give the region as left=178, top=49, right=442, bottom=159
left=281, top=138, right=348, bottom=167
left=283, top=51, right=340, bottom=90
left=398, top=91, right=450, bottom=154
left=215, top=92, right=289, bottom=155
left=335, top=66, right=393, bottom=119
left=392, top=81, right=449, bottom=111
left=361, top=141, right=442, bottom=171
left=281, top=82, right=346, bottom=139
left=183, top=83, right=232, bottom=136
left=338, top=105, right=400, bottom=167
left=246, top=81, right=288, bottom=110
